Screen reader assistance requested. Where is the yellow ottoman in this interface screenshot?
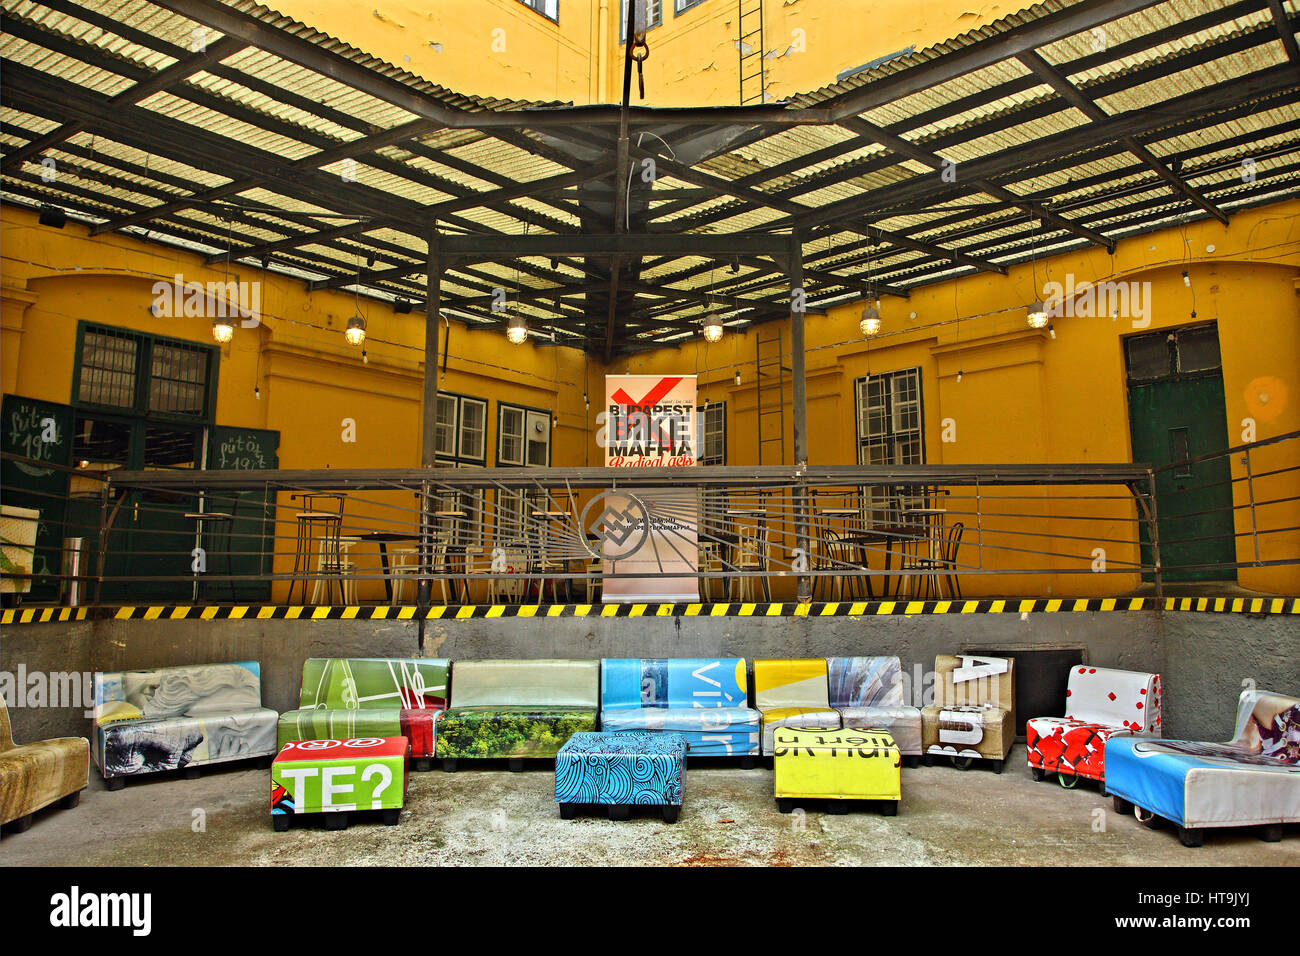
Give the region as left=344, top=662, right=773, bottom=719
left=773, top=727, right=901, bottom=816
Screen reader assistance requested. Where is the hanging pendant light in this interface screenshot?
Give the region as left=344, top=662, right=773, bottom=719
left=344, top=315, right=367, bottom=346
left=859, top=299, right=882, bottom=337
left=1027, top=301, right=1049, bottom=329
left=211, top=316, right=235, bottom=344
left=506, top=314, right=528, bottom=345
left=702, top=313, right=723, bottom=343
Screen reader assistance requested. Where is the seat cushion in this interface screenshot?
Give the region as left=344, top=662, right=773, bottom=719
left=921, top=704, right=1013, bottom=761
left=436, top=706, right=597, bottom=759
left=0, top=737, right=89, bottom=825
left=555, top=732, right=686, bottom=806
left=277, top=707, right=442, bottom=758
left=1026, top=717, right=1132, bottom=781
left=837, top=705, right=922, bottom=755
left=600, top=707, right=759, bottom=756
left=759, top=707, right=840, bottom=756
left=96, top=707, right=278, bottom=778
left=1105, top=736, right=1300, bottom=828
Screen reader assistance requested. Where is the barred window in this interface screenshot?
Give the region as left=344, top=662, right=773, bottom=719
left=855, top=368, right=925, bottom=521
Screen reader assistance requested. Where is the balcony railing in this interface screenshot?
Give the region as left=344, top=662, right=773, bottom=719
left=1, top=431, right=1296, bottom=607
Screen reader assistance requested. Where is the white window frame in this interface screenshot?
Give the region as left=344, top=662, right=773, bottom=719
left=696, top=401, right=726, bottom=466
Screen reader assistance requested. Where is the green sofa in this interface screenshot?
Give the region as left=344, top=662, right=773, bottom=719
left=436, top=659, right=599, bottom=771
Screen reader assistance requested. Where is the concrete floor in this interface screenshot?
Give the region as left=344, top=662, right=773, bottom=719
left=2, top=745, right=1296, bottom=866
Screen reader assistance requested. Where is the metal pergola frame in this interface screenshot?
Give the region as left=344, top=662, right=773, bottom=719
left=2, top=0, right=1297, bottom=356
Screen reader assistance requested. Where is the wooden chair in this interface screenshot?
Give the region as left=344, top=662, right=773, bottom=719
left=729, top=524, right=769, bottom=602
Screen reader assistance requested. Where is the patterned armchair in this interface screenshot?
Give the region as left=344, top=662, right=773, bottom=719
left=920, top=654, right=1015, bottom=772
left=752, top=658, right=841, bottom=756
left=436, top=659, right=598, bottom=771
left=1, top=699, right=88, bottom=834
left=829, top=656, right=923, bottom=762
left=94, top=661, right=278, bottom=789
left=277, top=657, right=449, bottom=770
left=1026, top=665, right=1161, bottom=792
left=599, top=658, right=760, bottom=761
left=1106, top=689, right=1300, bottom=847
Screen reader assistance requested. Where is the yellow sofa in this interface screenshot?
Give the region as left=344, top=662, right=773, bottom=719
left=1, top=699, right=89, bottom=835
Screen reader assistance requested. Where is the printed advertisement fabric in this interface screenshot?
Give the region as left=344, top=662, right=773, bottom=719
left=599, top=708, right=759, bottom=756
left=921, top=703, right=1013, bottom=761
left=773, top=728, right=902, bottom=802
left=1059, top=666, right=1162, bottom=733
left=753, top=659, right=832, bottom=711
left=827, top=656, right=906, bottom=707
left=1105, top=690, right=1300, bottom=828
left=449, top=659, right=599, bottom=709
left=436, top=706, right=597, bottom=759
left=601, top=374, right=698, bottom=602
left=600, top=658, right=748, bottom=710
left=932, top=654, right=1015, bottom=728
left=280, top=658, right=449, bottom=758
left=295, top=658, right=449, bottom=712
left=838, top=706, right=922, bottom=755
left=93, top=662, right=277, bottom=778
left=277, top=709, right=439, bottom=758
left=555, top=732, right=686, bottom=806
left=271, top=737, right=408, bottom=817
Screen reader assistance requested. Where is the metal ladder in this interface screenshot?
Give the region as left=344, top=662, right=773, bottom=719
left=738, top=0, right=766, bottom=105
left=755, top=329, right=787, bottom=464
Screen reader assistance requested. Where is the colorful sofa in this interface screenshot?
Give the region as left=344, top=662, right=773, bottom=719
left=1106, top=689, right=1300, bottom=847
left=277, top=658, right=449, bottom=770
left=436, top=659, right=598, bottom=770
left=1, top=699, right=88, bottom=835
left=753, top=658, right=841, bottom=756
left=1026, top=665, right=1161, bottom=792
left=829, top=656, right=922, bottom=762
left=599, top=658, right=760, bottom=761
left=94, top=661, right=278, bottom=789
left=921, top=654, right=1015, bottom=772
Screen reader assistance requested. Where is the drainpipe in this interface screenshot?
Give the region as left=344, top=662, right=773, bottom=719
left=598, top=0, right=609, bottom=103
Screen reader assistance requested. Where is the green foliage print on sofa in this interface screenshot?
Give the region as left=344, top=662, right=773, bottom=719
left=437, top=659, right=598, bottom=768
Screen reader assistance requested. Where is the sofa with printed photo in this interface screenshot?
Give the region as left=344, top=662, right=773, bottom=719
left=94, top=661, right=278, bottom=788
left=1105, top=689, right=1300, bottom=847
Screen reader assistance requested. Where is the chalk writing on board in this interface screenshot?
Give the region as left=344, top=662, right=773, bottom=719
left=216, top=433, right=268, bottom=470
left=6, top=403, right=63, bottom=476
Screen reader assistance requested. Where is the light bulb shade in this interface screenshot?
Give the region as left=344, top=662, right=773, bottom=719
left=344, top=315, right=367, bottom=345
left=859, top=305, right=881, bottom=336
left=506, top=314, right=528, bottom=344
left=1027, top=301, right=1049, bottom=329
left=211, top=317, right=235, bottom=344
left=702, top=314, right=724, bottom=342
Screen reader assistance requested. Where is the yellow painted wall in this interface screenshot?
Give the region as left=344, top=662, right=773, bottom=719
left=269, top=0, right=1019, bottom=106
left=620, top=200, right=1300, bottom=596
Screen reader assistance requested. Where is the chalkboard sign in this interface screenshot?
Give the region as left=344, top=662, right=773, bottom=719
left=204, top=425, right=280, bottom=602
left=0, top=395, right=74, bottom=601
left=206, top=425, right=279, bottom=471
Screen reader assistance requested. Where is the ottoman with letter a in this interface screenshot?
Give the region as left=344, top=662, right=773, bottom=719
left=773, top=727, right=901, bottom=816
left=555, top=731, right=686, bottom=822
left=271, top=737, right=408, bottom=831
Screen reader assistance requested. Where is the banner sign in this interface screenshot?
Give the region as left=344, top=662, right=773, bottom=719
left=598, top=375, right=698, bottom=602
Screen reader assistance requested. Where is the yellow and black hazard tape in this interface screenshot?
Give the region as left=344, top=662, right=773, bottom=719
left=3, top=596, right=1296, bottom=625
left=0, top=606, right=90, bottom=625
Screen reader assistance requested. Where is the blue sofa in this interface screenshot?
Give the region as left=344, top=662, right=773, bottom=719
left=599, top=658, right=760, bottom=761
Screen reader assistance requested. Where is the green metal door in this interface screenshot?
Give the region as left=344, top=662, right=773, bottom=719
left=1126, top=324, right=1235, bottom=582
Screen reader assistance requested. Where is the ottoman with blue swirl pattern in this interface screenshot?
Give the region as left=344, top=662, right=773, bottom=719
left=555, top=731, right=686, bottom=822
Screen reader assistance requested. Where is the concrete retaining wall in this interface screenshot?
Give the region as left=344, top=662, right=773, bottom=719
left=1, top=610, right=1294, bottom=745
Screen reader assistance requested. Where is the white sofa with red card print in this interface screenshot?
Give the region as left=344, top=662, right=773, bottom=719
left=1025, top=665, right=1161, bottom=791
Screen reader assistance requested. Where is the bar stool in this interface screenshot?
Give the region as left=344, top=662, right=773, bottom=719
left=289, top=493, right=344, bottom=605
left=729, top=523, right=769, bottom=602
left=312, top=535, right=360, bottom=605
